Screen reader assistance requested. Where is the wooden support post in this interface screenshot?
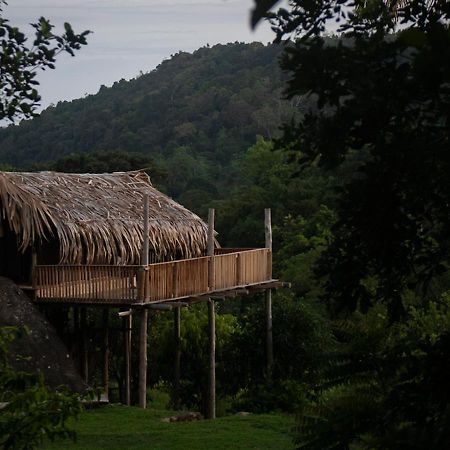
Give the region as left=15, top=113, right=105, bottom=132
left=102, top=308, right=109, bottom=402
left=138, top=309, right=148, bottom=408
left=207, top=299, right=216, bottom=419
left=206, top=209, right=216, bottom=417
left=143, top=194, right=150, bottom=302
left=173, top=306, right=181, bottom=409
left=123, top=312, right=132, bottom=406
left=139, top=194, right=150, bottom=409
left=207, top=208, right=215, bottom=291
left=265, top=208, right=274, bottom=374
left=80, top=307, right=89, bottom=384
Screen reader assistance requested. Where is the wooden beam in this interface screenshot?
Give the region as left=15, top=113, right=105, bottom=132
left=173, top=306, right=181, bottom=409
left=206, top=299, right=216, bottom=419
left=265, top=208, right=274, bottom=374
left=168, top=302, right=189, bottom=308
left=247, top=281, right=287, bottom=291
left=148, top=304, right=173, bottom=311
left=131, top=280, right=282, bottom=307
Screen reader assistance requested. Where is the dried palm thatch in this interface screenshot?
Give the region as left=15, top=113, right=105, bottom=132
left=0, top=171, right=208, bottom=265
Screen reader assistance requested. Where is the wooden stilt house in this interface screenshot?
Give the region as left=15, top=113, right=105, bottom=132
left=0, top=170, right=279, bottom=305
left=0, top=169, right=285, bottom=415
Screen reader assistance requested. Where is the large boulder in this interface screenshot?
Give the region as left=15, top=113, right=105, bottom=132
left=0, top=277, right=85, bottom=392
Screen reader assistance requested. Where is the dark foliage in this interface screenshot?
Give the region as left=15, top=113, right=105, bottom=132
left=251, top=0, right=450, bottom=447
left=294, top=303, right=450, bottom=449
left=265, top=0, right=450, bottom=318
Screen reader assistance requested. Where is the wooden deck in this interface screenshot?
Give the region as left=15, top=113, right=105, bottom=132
left=33, top=248, right=273, bottom=305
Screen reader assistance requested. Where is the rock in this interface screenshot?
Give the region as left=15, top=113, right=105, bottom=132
left=161, top=412, right=203, bottom=423
left=0, top=277, right=86, bottom=393
left=236, top=411, right=251, bottom=416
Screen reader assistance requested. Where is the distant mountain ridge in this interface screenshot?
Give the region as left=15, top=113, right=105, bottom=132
left=0, top=42, right=294, bottom=168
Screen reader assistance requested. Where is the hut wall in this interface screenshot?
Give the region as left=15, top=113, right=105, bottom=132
left=0, top=220, right=32, bottom=284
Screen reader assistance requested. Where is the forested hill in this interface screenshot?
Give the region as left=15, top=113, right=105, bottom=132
left=0, top=42, right=294, bottom=167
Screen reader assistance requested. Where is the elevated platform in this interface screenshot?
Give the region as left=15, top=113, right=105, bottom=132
left=32, top=248, right=281, bottom=306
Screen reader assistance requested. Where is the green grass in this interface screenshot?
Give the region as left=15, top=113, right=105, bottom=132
left=42, top=392, right=295, bottom=450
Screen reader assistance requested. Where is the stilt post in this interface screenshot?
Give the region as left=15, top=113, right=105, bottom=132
left=206, top=208, right=216, bottom=419
left=173, top=306, right=181, bottom=409
left=139, top=193, right=150, bottom=409
left=124, top=313, right=132, bottom=406
left=102, top=308, right=109, bottom=402
left=207, top=298, right=216, bottom=419
left=265, top=208, right=274, bottom=374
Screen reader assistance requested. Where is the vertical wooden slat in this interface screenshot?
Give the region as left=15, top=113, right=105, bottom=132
left=236, top=253, right=241, bottom=286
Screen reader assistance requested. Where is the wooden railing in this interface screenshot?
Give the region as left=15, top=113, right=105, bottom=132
left=34, top=265, right=139, bottom=303
left=34, top=248, right=272, bottom=304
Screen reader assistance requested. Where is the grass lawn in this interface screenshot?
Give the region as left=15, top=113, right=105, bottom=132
left=42, top=392, right=295, bottom=450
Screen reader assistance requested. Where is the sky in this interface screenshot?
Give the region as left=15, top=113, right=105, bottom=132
left=5, top=0, right=277, bottom=110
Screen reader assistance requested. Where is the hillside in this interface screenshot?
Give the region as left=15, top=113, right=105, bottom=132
left=0, top=42, right=294, bottom=167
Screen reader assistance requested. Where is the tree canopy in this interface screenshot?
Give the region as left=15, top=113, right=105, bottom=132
left=249, top=0, right=450, bottom=447
left=0, top=1, right=89, bottom=121
left=0, top=43, right=294, bottom=167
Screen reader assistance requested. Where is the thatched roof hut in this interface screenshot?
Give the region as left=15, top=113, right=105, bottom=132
left=0, top=171, right=208, bottom=265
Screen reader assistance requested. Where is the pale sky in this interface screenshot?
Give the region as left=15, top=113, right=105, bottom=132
left=5, top=0, right=277, bottom=109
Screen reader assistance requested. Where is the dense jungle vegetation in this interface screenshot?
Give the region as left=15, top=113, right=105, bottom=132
left=1, top=0, right=450, bottom=447
left=0, top=43, right=294, bottom=166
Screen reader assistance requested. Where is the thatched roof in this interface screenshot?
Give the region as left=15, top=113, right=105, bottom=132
left=0, top=171, right=208, bottom=264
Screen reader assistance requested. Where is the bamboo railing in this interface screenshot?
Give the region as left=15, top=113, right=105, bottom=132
left=34, top=248, right=272, bottom=304
left=34, top=265, right=139, bottom=303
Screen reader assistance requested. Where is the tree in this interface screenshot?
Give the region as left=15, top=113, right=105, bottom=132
left=253, top=0, right=450, bottom=318
left=0, top=6, right=88, bottom=448
left=0, top=1, right=89, bottom=121
left=249, top=0, right=450, bottom=447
